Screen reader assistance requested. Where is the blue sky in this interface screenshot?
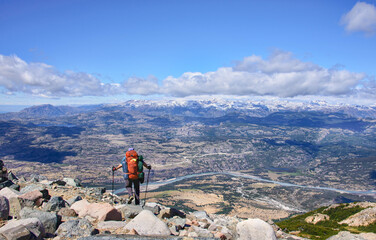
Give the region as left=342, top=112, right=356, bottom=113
left=0, top=0, right=375, bottom=106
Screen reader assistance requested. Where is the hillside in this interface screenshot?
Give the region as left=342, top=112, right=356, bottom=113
left=276, top=202, right=376, bottom=240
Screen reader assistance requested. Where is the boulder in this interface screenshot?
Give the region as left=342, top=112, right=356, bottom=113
left=96, top=221, right=127, bottom=232
left=236, top=218, right=277, bottom=240
left=19, top=207, right=59, bottom=234
left=0, top=188, right=22, bottom=218
left=7, top=171, right=18, bottom=181
left=0, top=218, right=45, bottom=240
left=191, top=225, right=214, bottom=238
left=192, top=210, right=210, bottom=219
left=0, top=196, right=9, bottom=220
left=71, top=200, right=122, bottom=221
left=55, top=218, right=98, bottom=238
left=70, top=199, right=91, bottom=217
left=20, top=184, right=45, bottom=194
left=326, top=231, right=369, bottom=240
left=86, top=202, right=122, bottom=221
left=28, top=174, right=47, bottom=182
left=124, top=210, right=171, bottom=236
left=67, top=195, right=83, bottom=206
left=63, top=177, right=82, bottom=187
left=360, top=232, right=376, bottom=240
left=43, top=196, right=66, bottom=212
left=115, top=204, right=143, bottom=219
left=168, top=216, right=186, bottom=230
left=0, top=187, right=21, bottom=199
left=8, top=197, right=22, bottom=219
left=58, top=207, right=78, bottom=217
left=18, top=189, right=43, bottom=207
left=158, top=207, right=185, bottom=219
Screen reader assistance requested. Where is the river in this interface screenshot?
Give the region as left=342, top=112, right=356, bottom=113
left=114, top=171, right=376, bottom=196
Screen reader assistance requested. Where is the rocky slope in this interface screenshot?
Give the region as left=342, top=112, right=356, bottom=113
left=0, top=168, right=296, bottom=240
left=0, top=166, right=375, bottom=240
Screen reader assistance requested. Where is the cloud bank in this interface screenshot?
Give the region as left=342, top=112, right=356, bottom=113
left=341, top=1, right=376, bottom=35
left=127, top=51, right=369, bottom=98
left=0, top=55, right=122, bottom=97
left=0, top=52, right=372, bottom=100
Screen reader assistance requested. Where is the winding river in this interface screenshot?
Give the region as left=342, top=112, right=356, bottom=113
left=114, top=171, right=376, bottom=196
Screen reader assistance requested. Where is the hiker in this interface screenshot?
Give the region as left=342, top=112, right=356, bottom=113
left=0, top=160, right=8, bottom=182
left=113, top=148, right=151, bottom=205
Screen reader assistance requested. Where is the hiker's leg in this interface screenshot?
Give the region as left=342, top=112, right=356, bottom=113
left=125, top=179, right=133, bottom=196
left=134, top=179, right=140, bottom=205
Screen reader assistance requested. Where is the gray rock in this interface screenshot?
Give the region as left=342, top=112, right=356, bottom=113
left=20, top=207, right=59, bottom=234
left=58, top=207, right=78, bottom=217
left=63, top=177, right=82, bottom=187
left=158, top=207, right=186, bottom=219
left=55, top=218, right=98, bottom=238
left=191, top=225, right=214, bottom=238
left=169, top=225, right=179, bottom=236
left=116, top=204, right=143, bottom=219
left=28, top=174, right=48, bottom=182
left=0, top=218, right=45, bottom=240
left=20, top=184, right=49, bottom=199
left=93, top=187, right=106, bottom=195
left=9, top=184, right=20, bottom=191
left=8, top=197, right=22, bottom=219
left=168, top=216, right=186, bottom=230
left=7, top=171, right=18, bottom=181
left=0, top=187, right=20, bottom=199
left=43, top=196, right=66, bottom=212
left=67, top=195, right=83, bottom=206
left=236, top=218, right=277, bottom=240
left=0, top=224, right=31, bottom=240
left=96, top=221, right=127, bottom=231
left=124, top=210, right=171, bottom=236
left=0, top=196, right=9, bottom=220
left=144, top=202, right=161, bottom=215
left=326, top=231, right=368, bottom=240
left=192, top=210, right=211, bottom=222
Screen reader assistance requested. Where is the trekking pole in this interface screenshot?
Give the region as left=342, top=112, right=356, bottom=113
left=142, top=168, right=151, bottom=208
left=111, top=167, right=115, bottom=204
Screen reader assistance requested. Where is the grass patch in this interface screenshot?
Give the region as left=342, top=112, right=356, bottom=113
left=358, top=222, right=376, bottom=233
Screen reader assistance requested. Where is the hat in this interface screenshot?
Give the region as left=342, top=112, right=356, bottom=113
left=128, top=148, right=134, bottom=151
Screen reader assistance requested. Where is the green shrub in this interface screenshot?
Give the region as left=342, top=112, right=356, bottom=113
left=324, top=205, right=365, bottom=222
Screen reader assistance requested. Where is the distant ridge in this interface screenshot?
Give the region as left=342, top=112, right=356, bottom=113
left=0, top=104, right=102, bottom=119
left=1, top=99, right=376, bottom=120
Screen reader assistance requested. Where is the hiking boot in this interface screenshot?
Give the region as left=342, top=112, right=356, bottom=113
left=127, top=196, right=134, bottom=204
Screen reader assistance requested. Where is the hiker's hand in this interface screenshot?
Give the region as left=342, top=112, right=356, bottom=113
left=112, top=166, right=117, bottom=172
left=146, top=164, right=151, bottom=170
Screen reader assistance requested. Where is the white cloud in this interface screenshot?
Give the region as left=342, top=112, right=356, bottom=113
left=123, top=76, right=160, bottom=95
left=341, top=1, right=376, bottom=35
left=125, top=51, right=367, bottom=98
left=0, top=55, right=124, bottom=97
left=0, top=52, right=372, bottom=101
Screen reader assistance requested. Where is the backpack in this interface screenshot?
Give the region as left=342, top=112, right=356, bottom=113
left=125, top=150, right=145, bottom=183
left=138, top=155, right=145, bottom=184
left=126, top=150, right=139, bottom=180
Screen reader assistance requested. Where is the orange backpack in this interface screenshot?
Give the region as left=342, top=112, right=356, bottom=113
left=126, top=150, right=139, bottom=180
